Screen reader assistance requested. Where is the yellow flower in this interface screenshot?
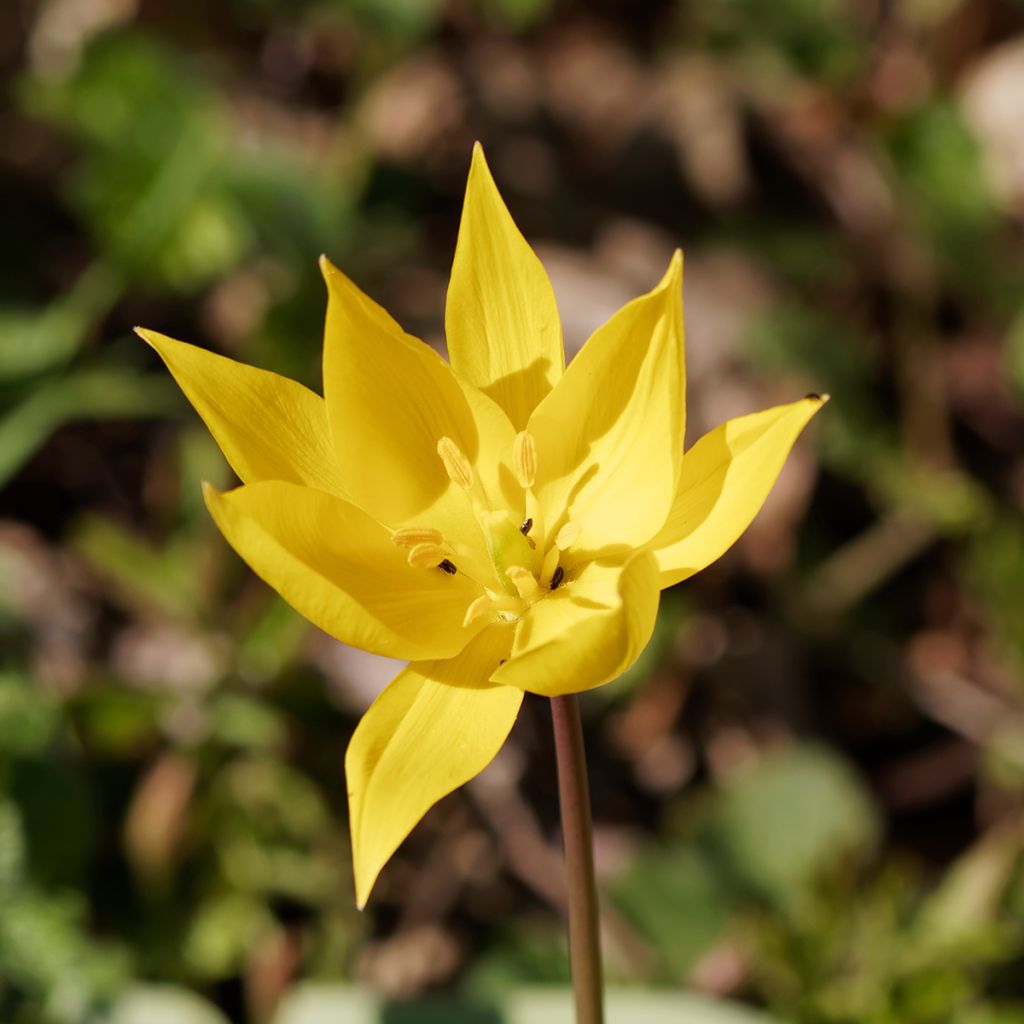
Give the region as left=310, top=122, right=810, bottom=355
left=138, top=144, right=825, bottom=907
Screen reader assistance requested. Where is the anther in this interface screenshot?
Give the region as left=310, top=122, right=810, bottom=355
left=438, top=559, right=458, bottom=575
left=408, top=542, right=446, bottom=569
left=463, top=595, right=493, bottom=626
left=556, top=521, right=581, bottom=550
left=519, top=518, right=533, bottom=535
left=513, top=431, right=537, bottom=489
left=550, top=566, right=565, bottom=590
left=392, top=526, right=444, bottom=549
left=506, top=566, right=541, bottom=601
left=540, top=546, right=560, bottom=585
left=437, top=436, right=474, bottom=490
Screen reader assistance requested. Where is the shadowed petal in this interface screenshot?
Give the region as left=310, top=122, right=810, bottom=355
left=491, top=549, right=660, bottom=697
left=650, top=395, right=827, bottom=588
left=445, top=143, right=563, bottom=432
left=320, top=257, right=517, bottom=533
left=346, top=625, right=519, bottom=907
left=204, top=480, right=484, bottom=661
left=137, top=328, right=341, bottom=494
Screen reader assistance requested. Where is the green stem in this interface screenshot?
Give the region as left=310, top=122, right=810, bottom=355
left=550, top=694, right=605, bottom=1024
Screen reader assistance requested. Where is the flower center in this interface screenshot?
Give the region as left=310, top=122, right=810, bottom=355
left=391, top=431, right=580, bottom=628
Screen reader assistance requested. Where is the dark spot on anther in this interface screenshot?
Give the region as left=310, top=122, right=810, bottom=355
left=520, top=517, right=533, bottom=535
left=805, top=392, right=822, bottom=401
left=499, top=659, right=507, bottom=665
left=550, top=566, right=565, bottom=590
left=438, top=559, right=457, bottom=575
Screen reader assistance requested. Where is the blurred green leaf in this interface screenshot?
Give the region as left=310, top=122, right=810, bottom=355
left=209, top=693, right=287, bottom=751
left=609, top=845, right=732, bottom=977
left=0, top=264, right=122, bottom=383
left=714, top=745, right=881, bottom=914
left=0, top=368, right=176, bottom=488
left=0, top=800, right=27, bottom=893
left=72, top=515, right=203, bottom=620
left=184, top=892, right=274, bottom=979
left=915, top=824, right=1023, bottom=952
left=0, top=674, right=60, bottom=757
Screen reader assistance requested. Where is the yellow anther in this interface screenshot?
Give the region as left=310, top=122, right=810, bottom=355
left=540, top=546, right=560, bottom=586
left=513, top=431, right=537, bottom=489
left=437, top=436, right=474, bottom=491
left=407, top=542, right=446, bottom=569
left=556, top=521, right=581, bottom=550
left=506, top=565, right=542, bottom=601
left=392, top=526, right=444, bottom=549
left=463, top=595, right=494, bottom=628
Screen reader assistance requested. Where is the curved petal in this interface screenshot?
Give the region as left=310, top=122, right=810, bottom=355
left=649, top=395, right=827, bottom=588
left=445, top=143, right=563, bottom=432
left=345, top=625, right=519, bottom=907
left=527, top=252, right=685, bottom=554
left=137, top=328, right=341, bottom=494
left=491, top=549, right=660, bottom=697
left=320, top=257, right=517, bottom=537
left=204, top=480, right=484, bottom=661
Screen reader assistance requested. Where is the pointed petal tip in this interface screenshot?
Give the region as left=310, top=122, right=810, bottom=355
left=805, top=391, right=831, bottom=405
left=200, top=480, right=223, bottom=506
left=467, top=140, right=495, bottom=186
left=318, top=253, right=338, bottom=281
left=133, top=326, right=159, bottom=348
left=652, top=248, right=684, bottom=294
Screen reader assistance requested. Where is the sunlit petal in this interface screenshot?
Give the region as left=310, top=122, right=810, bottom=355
left=650, top=395, right=827, bottom=588
left=204, top=480, right=483, bottom=661
left=346, top=625, right=519, bottom=907
left=445, top=143, right=563, bottom=432
left=492, top=550, right=660, bottom=697
left=137, top=328, right=341, bottom=494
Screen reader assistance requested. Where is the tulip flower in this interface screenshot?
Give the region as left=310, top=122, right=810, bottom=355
left=140, top=143, right=824, bottom=1023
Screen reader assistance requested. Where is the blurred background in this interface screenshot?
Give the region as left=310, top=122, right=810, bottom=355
left=2, top=0, right=1024, bottom=1021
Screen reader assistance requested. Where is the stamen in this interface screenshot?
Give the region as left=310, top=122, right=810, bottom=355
left=556, top=521, right=581, bottom=550
left=437, top=436, right=474, bottom=490
left=513, top=431, right=537, bottom=489
left=506, top=566, right=542, bottom=601
left=550, top=566, right=565, bottom=590
left=392, top=526, right=444, bottom=549
left=540, top=546, right=560, bottom=586
left=463, top=595, right=493, bottom=626
left=408, top=542, right=446, bottom=569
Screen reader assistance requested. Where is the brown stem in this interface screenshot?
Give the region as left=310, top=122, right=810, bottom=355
left=550, top=694, right=604, bottom=1024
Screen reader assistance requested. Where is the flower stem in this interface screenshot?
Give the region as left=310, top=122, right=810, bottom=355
left=550, top=694, right=604, bottom=1024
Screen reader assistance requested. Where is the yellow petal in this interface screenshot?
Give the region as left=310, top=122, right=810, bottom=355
left=445, top=143, right=563, bottom=432
left=346, top=625, right=520, bottom=907
left=491, top=549, right=660, bottom=697
left=528, top=252, right=685, bottom=553
left=204, top=480, right=483, bottom=661
left=137, top=328, right=340, bottom=494
left=320, top=257, right=517, bottom=533
left=649, top=395, right=827, bottom=588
